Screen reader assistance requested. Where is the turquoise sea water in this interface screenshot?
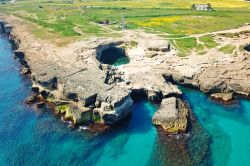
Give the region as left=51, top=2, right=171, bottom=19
left=112, top=56, right=130, bottom=66
left=1, top=33, right=250, bottom=166
left=0, top=34, right=158, bottom=165
left=182, top=87, right=250, bottom=166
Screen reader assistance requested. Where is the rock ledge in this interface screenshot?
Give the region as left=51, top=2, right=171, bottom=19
left=152, top=97, right=189, bottom=133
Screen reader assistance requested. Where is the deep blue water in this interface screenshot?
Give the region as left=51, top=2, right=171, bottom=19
left=1, top=34, right=250, bottom=166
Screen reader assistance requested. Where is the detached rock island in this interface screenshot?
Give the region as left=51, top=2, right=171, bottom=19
left=1, top=15, right=250, bottom=134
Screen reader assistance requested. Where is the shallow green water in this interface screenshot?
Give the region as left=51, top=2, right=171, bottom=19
left=112, top=56, right=130, bottom=66
left=182, top=87, right=250, bottom=166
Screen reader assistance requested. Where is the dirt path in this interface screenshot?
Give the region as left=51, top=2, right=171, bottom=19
left=148, top=24, right=250, bottom=41
left=191, top=24, right=250, bottom=38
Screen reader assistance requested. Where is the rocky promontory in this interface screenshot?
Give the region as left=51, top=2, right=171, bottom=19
left=5, top=16, right=187, bottom=133
left=2, top=14, right=250, bottom=135
left=1, top=16, right=188, bottom=134
left=162, top=30, right=250, bottom=102
left=164, top=59, right=250, bottom=102
left=1, top=17, right=136, bottom=128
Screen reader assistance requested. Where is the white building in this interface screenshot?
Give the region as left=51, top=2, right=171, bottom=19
left=10, top=0, right=16, bottom=3
left=193, top=4, right=212, bottom=11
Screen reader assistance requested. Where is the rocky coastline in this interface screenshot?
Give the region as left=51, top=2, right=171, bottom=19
left=1, top=15, right=249, bottom=135
left=163, top=60, right=250, bottom=104
left=163, top=36, right=250, bottom=104
left=0, top=17, right=191, bottom=134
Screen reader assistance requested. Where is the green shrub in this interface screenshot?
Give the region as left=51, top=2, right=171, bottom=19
left=55, top=104, right=69, bottom=114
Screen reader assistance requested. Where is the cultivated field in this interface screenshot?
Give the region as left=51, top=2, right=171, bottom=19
left=0, top=0, right=249, bottom=55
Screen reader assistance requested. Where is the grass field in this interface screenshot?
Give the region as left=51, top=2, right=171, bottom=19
left=219, top=44, right=237, bottom=54
left=0, top=0, right=249, bottom=50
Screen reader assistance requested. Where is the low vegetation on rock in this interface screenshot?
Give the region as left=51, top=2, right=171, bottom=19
left=219, top=44, right=236, bottom=54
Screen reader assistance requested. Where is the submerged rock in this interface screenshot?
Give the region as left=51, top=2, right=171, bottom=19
left=152, top=97, right=189, bottom=133
left=152, top=110, right=211, bottom=166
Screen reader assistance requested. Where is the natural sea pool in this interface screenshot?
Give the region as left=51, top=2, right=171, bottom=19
left=112, top=56, right=130, bottom=66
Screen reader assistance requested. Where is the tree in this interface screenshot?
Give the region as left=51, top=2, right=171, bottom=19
left=191, top=4, right=196, bottom=10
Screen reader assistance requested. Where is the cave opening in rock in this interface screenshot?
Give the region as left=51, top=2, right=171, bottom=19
left=98, top=46, right=130, bottom=66
left=130, top=89, right=148, bottom=102
left=244, top=44, right=250, bottom=52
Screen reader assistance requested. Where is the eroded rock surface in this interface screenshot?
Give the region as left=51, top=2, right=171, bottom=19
left=6, top=18, right=134, bottom=126
left=164, top=60, right=250, bottom=98
left=198, top=62, right=250, bottom=96
left=3, top=15, right=250, bottom=134
left=153, top=97, right=189, bottom=133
